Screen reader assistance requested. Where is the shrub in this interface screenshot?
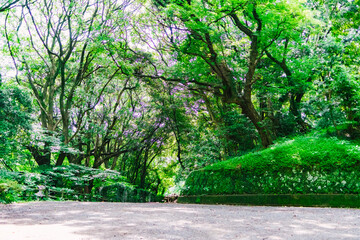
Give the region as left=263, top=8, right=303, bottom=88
left=0, top=178, right=23, bottom=203
left=0, top=164, right=154, bottom=203
left=182, top=136, right=360, bottom=195
left=38, top=164, right=129, bottom=201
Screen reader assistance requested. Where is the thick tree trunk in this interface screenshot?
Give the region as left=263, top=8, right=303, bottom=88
left=239, top=97, right=273, bottom=148
left=265, top=50, right=310, bottom=134
left=84, top=179, right=94, bottom=194
left=55, top=152, right=66, bottom=166
left=139, top=151, right=148, bottom=189
left=289, top=93, right=310, bottom=133
left=110, top=156, right=118, bottom=170
left=27, top=146, right=51, bottom=166
left=93, top=156, right=102, bottom=169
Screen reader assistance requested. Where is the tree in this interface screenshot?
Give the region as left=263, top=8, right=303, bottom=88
left=136, top=0, right=311, bottom=147
left=301, top=0, right=360, bottom=137
left=5, top=0, right=131, bottom=165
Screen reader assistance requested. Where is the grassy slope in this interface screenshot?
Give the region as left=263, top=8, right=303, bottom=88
left=182, top=137, right=360, bottom=195
left=205, top=137, right=360, bottom=173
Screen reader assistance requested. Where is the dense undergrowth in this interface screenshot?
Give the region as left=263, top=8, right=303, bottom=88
left=0, top=164, right=157, bottom=203
left=182, top=136, right=360, bottom=195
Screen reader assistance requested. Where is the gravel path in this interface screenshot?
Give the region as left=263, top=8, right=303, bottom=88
left=1, top=201, right=360, bottom=240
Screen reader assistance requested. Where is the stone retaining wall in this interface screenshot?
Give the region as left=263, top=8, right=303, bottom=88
left=178, top=194, right=360, bottom=208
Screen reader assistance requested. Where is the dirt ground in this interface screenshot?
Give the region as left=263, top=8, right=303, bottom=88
left=1, top=201, right=360, bottom=240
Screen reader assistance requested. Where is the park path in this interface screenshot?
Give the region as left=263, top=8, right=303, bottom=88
left=1, top=201, right=360, bottom=240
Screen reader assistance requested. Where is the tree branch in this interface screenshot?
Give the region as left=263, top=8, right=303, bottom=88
left=0, top=0, right=20, bottom=12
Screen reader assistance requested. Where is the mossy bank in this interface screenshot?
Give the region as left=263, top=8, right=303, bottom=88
left=181, top=137, right=360, bottom=196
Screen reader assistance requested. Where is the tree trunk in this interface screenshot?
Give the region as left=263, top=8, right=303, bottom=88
left=84, top=179, right=94, bottom=195
left=55, top=152, right=66, bottom=166
left=27, top=145, right=51, bottom=166
left=289, top=93, right=310, bottom=133
left=265, top=50, right=310, bottom=134
left=140, top=149, right=149, bottom=189
left=110, top=156, right=119, bottom=170
left=239, top=97, right=272, bottom=148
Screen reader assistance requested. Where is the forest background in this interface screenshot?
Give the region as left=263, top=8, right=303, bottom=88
left=1, top=0, right=360, bottom=202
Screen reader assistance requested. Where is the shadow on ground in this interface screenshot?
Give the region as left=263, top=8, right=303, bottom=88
left=1, top=202, right=360, bottom=239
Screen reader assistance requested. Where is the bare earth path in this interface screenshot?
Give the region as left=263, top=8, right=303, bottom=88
left=1, top=202, right=360, bottom=240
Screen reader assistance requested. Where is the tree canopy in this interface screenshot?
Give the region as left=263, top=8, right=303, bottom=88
left=0, top=0, right=360, bottom=196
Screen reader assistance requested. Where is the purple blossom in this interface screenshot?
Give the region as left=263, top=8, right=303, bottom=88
left=184, top=99, right=206, bottom=116
left=123, top=130, right=130, bottom=137
left=133, top=112, right=141, bottom=118
left=156, top=140, right=162, bottom=148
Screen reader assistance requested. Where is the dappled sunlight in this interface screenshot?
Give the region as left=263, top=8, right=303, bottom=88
left=2, top=202, right=360, bottom=239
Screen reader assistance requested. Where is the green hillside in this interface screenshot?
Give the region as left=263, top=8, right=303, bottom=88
left=182, top=137, right=360, bottom=195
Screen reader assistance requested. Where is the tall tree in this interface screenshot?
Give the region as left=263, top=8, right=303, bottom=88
left=136, top=0, right=311, bottom=147
left=5, top=0, right=131, bottom=165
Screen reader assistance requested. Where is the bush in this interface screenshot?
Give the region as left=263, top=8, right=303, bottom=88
left=182, top=136, right=360, bottom=195
left=96, top=183, right=156, bottom=202
left=0, top=164, right=155, bottom=203
left=0, top=178, right=23, bottom=203
left=0, top=170, right=41, bottom=203
left=38, top=164, right=129, bottom=201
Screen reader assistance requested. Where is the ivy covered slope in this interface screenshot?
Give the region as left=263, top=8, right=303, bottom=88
left=182, top=137, right=360, bottom=196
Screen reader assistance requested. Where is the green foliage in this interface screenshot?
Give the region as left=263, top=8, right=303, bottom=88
left=0, top=82, right=32, bottom=133
left=0, top=164, right=151, bottom=203
left=206, top=136, right=360, bottom=173
left=1, top=0, right=360, bottom=199
left=97, top=184, right=157, bottom=202
left=0, top=178, right=23, bottom=203
left=182, top=136, right=360, bottom=195
left=218, top=109, right=257, bottom=156
left=38, top=164, right=129, bottom=201
left=0, top=81, right=32, bottom=169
